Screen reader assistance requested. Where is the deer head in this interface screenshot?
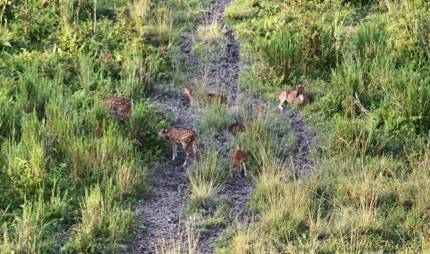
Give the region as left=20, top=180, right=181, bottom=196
left=157, top=129, right=168, bottom=140
left=183, top=86, right=193, bottom=96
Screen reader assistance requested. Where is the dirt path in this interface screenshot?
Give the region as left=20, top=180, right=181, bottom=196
left=130, top=90, right=194, bottom=253
left=181, top=1, right=254, bottom=253
left=183, top=0, right=315, bottom=253
left=131, top=0, right=314, bottom=253
left=284, top=109, right=314, bottom=176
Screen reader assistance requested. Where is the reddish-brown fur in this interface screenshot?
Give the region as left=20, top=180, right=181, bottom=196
left=229, top=145, right=247, bottom=176
left=183, top=87, right=198, bottom=104
left=184, top=86, right=227, bottom=104
left=157, top=127, right=198, bottom=166
left=228, top=122, right=245, bottom=136
left=101, top=97, right=132, bottom=122
left=278, top=84, right=308, bottom=110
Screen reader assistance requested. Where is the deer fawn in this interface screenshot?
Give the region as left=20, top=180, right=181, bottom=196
left=229, top=145, right=247, bottom=176
left=278, top=84, right=308, bottom=111
left=157, top=127, right=199, bottom=167
left=184, top=86, right=227, bottom=104
left=101, top=97, right=132, bottom=122
left=228, top=122, right=245, bottom=136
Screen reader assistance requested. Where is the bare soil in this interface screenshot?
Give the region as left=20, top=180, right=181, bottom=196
left=130, top=89, right=194, bottom=254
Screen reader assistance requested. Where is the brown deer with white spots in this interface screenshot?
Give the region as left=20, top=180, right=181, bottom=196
left=184, top=86, right=227, bottom=104
left=101, top=97, right=132, bottom=122
left=229, top=145, right=248, bottom=176
left=278, top=84, right=308, bottom=111
left=157, top=127, right=199, bottom=167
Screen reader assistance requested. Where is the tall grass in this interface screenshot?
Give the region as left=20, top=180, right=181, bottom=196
left=154, top=221, right=199, bottom=254
left=188, top=149, right=226, bottom=210
left=257, top=30, right=303, bottom=84
left=0, top=189, right=70, bottom=253
left=192, top=21, right=226, bottom=64
left=129, top=0, right=175, bottom=45
left=63, top=184, right=134, bottom=252
left=0, top=0, right=197, bottom=250
left=197, top=103, right=230, bottom=142
left=224, top=0, right=430, bottom=252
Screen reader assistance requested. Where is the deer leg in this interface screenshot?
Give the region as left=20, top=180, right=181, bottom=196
left=172, top=142, right=177, bottom=161
left=182, top=142, right=190, bottom=167
left=242, top=162, right=247, bottom=177
left=278, top=99, right=285, bottom=111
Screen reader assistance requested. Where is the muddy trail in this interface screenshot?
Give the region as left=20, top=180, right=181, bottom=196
left=131, top=0, right=314, bottom=253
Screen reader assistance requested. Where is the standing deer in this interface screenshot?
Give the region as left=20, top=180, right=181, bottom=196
left=101, top=97, right=132, bottom=122
left=278, top=84, right=308, bottom=111
left=184, top=86, right=227, bottom=104
left=229, top=145, right=248, bottom=176
left=157, top=127, right=199, bottom=167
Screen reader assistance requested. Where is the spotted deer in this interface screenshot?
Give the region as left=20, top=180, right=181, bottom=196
left=184, top=86, right=227, bottom=104
left=229, top=145, right=247, bottom=176
left=157, top=127, right=199, bottom=167
left=278, top=84, right=308, bottom=111
left=228, top=122, right=245, bottom=136
left=101, top=97, right=132, bottom=122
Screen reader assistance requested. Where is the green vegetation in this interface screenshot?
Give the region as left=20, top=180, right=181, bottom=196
left=192, top=21, right=226, bottom=64
left=222, top=0, right=430, bottom=252
left=0, top=0, right=212, bottom=252
left=2, top=0, right=430, bottom=252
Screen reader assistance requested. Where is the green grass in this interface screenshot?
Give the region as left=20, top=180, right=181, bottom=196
left=222, top=0, right=430, bottom=253
left=0, top=0, right=210, bottom=252
left=197, top=103, right=231, bottom=142
left=3, top=0, right=430, bottom=252
left=188, top=149, right=227, bottom=211
left=192, top=21, right=227, bottom=64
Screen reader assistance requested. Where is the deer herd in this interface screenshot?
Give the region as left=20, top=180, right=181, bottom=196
left=102, top=83, right=309, bottom=175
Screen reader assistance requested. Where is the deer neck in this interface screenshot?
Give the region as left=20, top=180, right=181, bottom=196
left=188, top=94, right=197, bottom=103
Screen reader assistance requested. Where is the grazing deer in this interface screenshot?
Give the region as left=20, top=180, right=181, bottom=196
left=157, top=127, right=199, bottom=167
left=101, top=97, right=132, bottom=122
left=228, top=122, right=245, bottom=136
left=278, top=84, right=308, bottom=111
left=229, top=145, right=247, bottom=176
left=184, top=86, right=227, bottom=104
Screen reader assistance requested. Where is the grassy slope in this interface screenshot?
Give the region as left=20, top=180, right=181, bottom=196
left=0, top=0, right=211, bottom=253
left=221, top=0, right=430, bottom=253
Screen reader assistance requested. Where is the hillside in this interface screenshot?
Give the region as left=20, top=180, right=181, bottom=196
left=1, top=0, right=430, bottom=253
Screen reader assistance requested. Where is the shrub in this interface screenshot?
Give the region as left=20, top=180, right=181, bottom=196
left=63, top=184, right=134, bottom=253
left=197, top=103, right=230, bottom=141
left=188, top=149, right=227, bottom=210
